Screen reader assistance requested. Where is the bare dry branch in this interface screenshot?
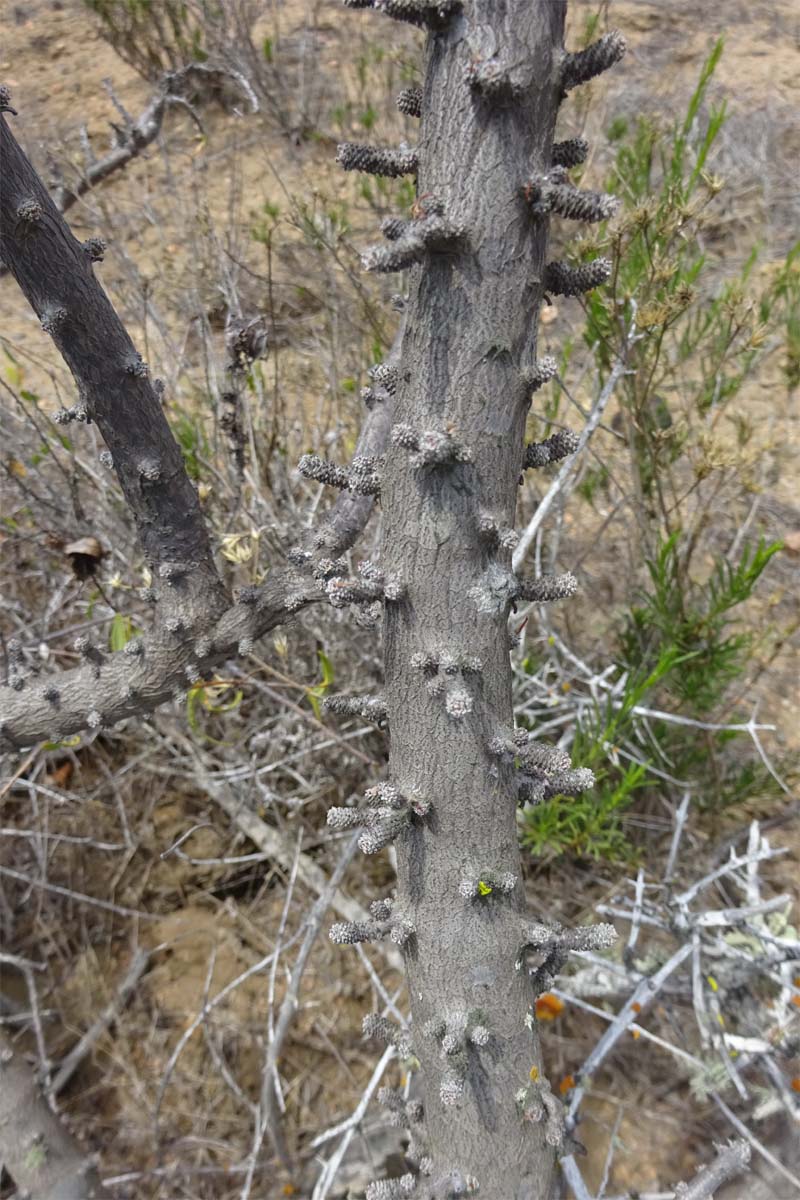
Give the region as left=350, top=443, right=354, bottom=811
left=0, top=1029, right=110, bottom=1199
left=675, top=1139, right=750, bottom=1200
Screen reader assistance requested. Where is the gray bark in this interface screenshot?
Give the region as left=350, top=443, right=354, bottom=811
left=0, top=1031, right=109, bottom=1199
left=676, top=1139, right=751, bottom=1200
left=382, top=5, right=565, bottom=1194
left=0, top=573, right=299, bottom=748
left=336, top=3, right=621, bottom=1196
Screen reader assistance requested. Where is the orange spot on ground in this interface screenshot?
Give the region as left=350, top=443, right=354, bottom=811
left=46, top=761, right=73, bottom=789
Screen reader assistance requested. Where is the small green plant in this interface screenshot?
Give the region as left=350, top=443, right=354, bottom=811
left=521, top=534, right=783, bottom=860
left=575, top=461, right=609, bottom=505
left=622, top=532, right=782, bottom=714
left=571, top=41, right=798, bottom=533
left=171, top=408, right=209, bottom=482
left=305, top=649, right=335, bottom=719
left=186, top=678, right=243, bottom=742
left=521, top=757, right=646, bottom=863
left=520, top=645, right=680, bottom=862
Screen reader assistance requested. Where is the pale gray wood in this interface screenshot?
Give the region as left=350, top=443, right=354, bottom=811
left=376, top=3, right=568, bottom=1194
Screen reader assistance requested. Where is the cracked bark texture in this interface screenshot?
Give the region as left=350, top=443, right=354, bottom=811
left=378, top=3, right=567, bottom=1195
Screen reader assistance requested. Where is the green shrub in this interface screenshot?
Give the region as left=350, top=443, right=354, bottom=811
left=520, top=42, right=797, bottom=861
left=82, top=0, right=212, bottom=80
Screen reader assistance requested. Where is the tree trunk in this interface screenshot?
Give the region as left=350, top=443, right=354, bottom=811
left=381, top=3, right=565, bottom=1196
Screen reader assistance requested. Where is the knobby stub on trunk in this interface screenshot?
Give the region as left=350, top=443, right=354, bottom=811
left=323, top=3, right=626, bottom=1197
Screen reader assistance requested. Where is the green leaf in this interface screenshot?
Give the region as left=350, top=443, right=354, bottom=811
left=317, top=649, right=334, bottom=687
left=202, top=686, right=243, bottom=715
left=305, top=649, right=335, bottom=718
left=42, top=735, right=82, bottom=751
left=109, top=613, right=140, bottom=652
left=186, top=683, right=204, bottom=734
left=184, top=680, right=241, bottom=742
